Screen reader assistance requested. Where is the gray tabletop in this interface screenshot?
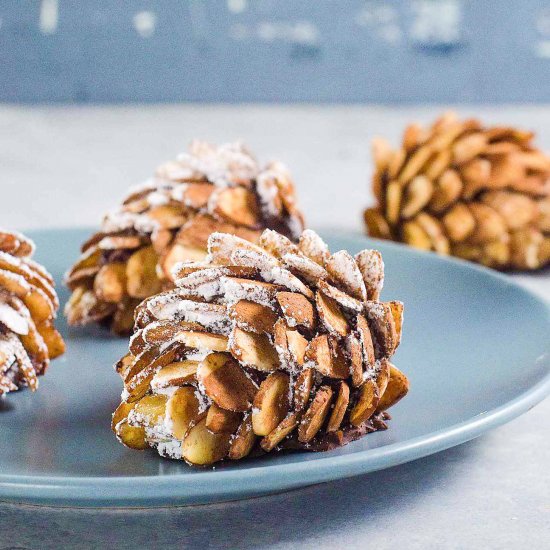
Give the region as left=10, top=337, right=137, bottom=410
left=0, top=105, right=548, bottom=549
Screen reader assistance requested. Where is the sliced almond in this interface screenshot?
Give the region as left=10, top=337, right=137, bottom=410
left=364, top=302, right=398, bottom=357
left=222, top=277, right=282, bottom=309
left=452, top=132, right=487, bottom=165
left=210, top=186, right=261, bottom=228
left=356, top=314, right=375, bottom=367
left=206, top=403, right=242, bottom=434
left=401, top=175, right=434, bottom=219
left=388, top=301, right=404, bottom=350
left=305, top=334, right=349, bottom=379
left=317, top=280, right=363, bottom=313
left=261, top=413, right=300, bottom=452
left=377, top=363, right=410, bottom=411
left=293, top=367, right=314, bottom=412
left=229, top=327, right=280, bottom=371
left=349, top=379, right=379, bottom=426
left=151, top=360, right=199, bottom=390
left=442, top=203, right=476, bottom=242
left=402, top=220, right=431, bottom=251
left=228, top=415, right=257, bottom=460
left=229, top=300, right=277, bottom=334
left=175, top=331, right=228, bottom=352
left=259, top=229, right=299, bottom=258
left=467, top=203, right=507, bottom=244
left=386, top=181, right=402, bottom=225
left=375, top=358, right=391, bottom=396
left=115, top=421, right=148, bottom=450
left=126, top=246, right=162, bottom=299
left=197, top=352, right=257, bottom=412
left=415, top=212, right=450, bottom=255
left=276, top=291, right=316, bottom=330
left=282, top=252, right=329, bottom=286
left=182, top=416, right=231, bottom=466
left=298, top=386, right=333, bottom=443
left=132, top=394, right=168, bottom=427
left=316, top=290, right=349, bottom=337
left=354, top=249, right=384, bottom=301
left=273, top=319, right=308, bottom=368
left=252, top=371, right=291, bottom=436
left=298, top=229, right=330, bottom=265
left=326, top=381, right=350, bottom=432
left=429, top=169, right=463, bottom=213
left=364, top=208, right=392, bottom=240
left=347, top=333, right=364, bottom=387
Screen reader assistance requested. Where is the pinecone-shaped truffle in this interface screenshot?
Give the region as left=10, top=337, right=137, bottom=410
left=364, top=113, right=550, bottom=270
left=0, top=230, right=65, bottom=395
left=65, top=141, right=305, bottom=334
left=112, top=228, right=408, bottom=466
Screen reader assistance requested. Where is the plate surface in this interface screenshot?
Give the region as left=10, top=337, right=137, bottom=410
left=0, top=228, right=549, bottom=507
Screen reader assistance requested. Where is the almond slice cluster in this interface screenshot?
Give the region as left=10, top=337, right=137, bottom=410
left=364, top=112, right=550, bottom=270
left=0, top=229, right=65, bottom=395
left=65, top=141, right=305, bottom=334
left=112, top=228, right=408, bottom=466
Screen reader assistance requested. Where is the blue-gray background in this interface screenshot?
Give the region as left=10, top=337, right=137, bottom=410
left=2, top=0, right=550, bottom=103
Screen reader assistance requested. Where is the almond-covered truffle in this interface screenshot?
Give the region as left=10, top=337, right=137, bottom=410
left=0, top=229, right=65, bottom=395
left=364, top=112, right=550, bottom=270
left=112, top=228, right=408, bottom=466
left=65, top=141, right=305, bottom=334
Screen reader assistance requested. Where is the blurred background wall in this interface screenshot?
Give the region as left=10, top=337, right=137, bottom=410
left=2, top=0, right=550, bottom=104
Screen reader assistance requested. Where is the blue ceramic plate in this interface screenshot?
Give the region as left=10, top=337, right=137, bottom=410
left=0, top=229, right=548, bottom=507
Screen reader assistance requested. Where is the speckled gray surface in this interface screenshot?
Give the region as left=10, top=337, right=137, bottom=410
left=0, top=105, right=548, bottom=549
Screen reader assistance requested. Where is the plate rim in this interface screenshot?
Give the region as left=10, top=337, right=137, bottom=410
left=1, top=228, right=549, bottom=507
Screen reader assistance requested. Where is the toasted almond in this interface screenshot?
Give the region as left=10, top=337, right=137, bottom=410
left=327, top=381, right=350, bottom=432
left=415, top=212, right=450, bottom=255
left=429, top=169, right=463, bottom=213
left=276, top=291, right=316, bottom=330
left=206, top=403, right=242, bottom=434
left=222, top=277, right=283, bottom=309
left=402, top=220, right=431, bottom=250
left=316, top=290, right=349, bottom=337
left=298, top=229, right=330, bottom=265
left=151, top=360, right=199, bottom=390
left=364, top=302, right=398, bottom=356
left=252, top=371, right=291, bottom=436
left=401, top=175, right=434, bottom=219
left=210, top=186, right=261, bottom=228
left=356, top=314, right=375, bottom=367
left=175, top=331, right=228, bottom=352
left=259, top=229, right=299, bottom=258
left=467, top=203, right=507, bottom=244
left=282, top=252, right=329, bottom=286
left=197, top=352, right=257, bottom=412
left=93, top=263, right=127, bottom=303
left=126, top=246, right=162, bottom=299
left=132, top=394, right=168, bottom=427
left=112, top=299, right=140, bottom=335
left=228, top=415, right=257, bottom=460
left=230, top=300, right=277, bottom=334
left=350, top=379, right=379, bottom=426
left=261, top=413, right=300, bottom=452
left=160, top=243, right=206, bottom=279
left=375, top=358, right=391, bottom=396
left=481, top=191, right=538, bottom=230
left=305, top=334, right=349, bottom=379
left=115, top=421, right=148, bottom=450
left=229, top=327, right=280, bottom=371
left=347, top=333, right=364, bottom=388
left=354, top=249, right=384, bottom=301
left=452, top=132, right=487, bottom=164
left=317, top=280, right=363, bottom=312
left=36, top=321, right=66, bottom=360
left=97, top=235, right=143, bottom=250
left=273, top=319, right=308, bottom=368
left=181, top=183, right=215, bottom=209
left=442, top=203, right=476, bottom=242
left=182, top=416, right=231, bottom=466
left=372, top=136, right=394, bottom=172
left=388, top=301, right=404, bottom=350
left=385, top=181, right=402, bottom=225
left=298, top=386, right=333, bottom=443
left=293, top=367, right=314, bottom=411
left=377, top=363, right=410, bottom=411
left=364, top=208, right=392, bottom=240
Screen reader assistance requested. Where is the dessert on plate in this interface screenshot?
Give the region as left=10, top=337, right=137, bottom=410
left=112, top=228, right=409, bottom=466
left=65, top=141, right=304, bottom=334
left=364, top=112, right=550, bottom=270
left=0, top=229, right=65, bottom=395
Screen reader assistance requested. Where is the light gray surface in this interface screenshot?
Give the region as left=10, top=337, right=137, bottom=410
left=0, top=105, right=549, bottom=549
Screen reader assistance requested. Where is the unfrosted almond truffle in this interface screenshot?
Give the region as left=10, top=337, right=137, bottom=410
left=365, top=112, right=550, bottom=270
